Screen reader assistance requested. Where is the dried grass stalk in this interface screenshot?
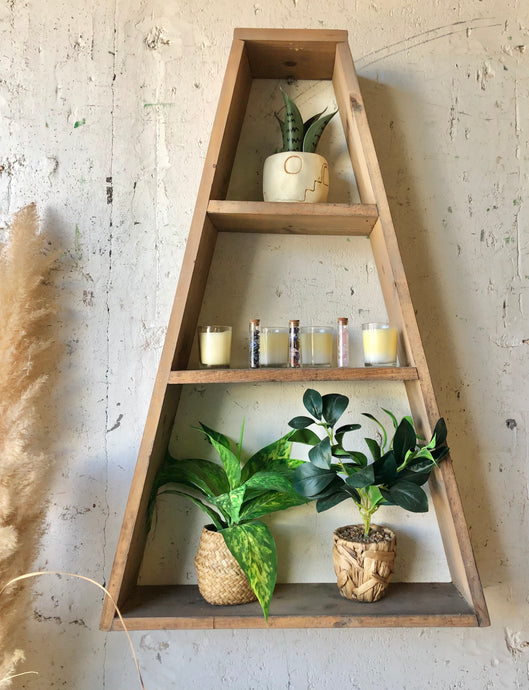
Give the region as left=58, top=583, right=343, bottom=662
left=333, top=525, right=396, bottom=603
left=0, top=204, right=60, bottom=686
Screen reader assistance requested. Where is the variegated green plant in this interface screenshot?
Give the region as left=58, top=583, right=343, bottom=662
left=274, top=87, right=337, bottom=153
left=290, top=389, right=450, bottom=538
left=148, top=422, right=307, bottom=620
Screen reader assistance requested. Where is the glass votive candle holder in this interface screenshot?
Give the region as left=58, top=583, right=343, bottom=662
left=300, top=326, right=334, bottom=367
left=198, top=325, right=232, bottom=368
left=362, top=322, right=397, bottom=366
left=260, top=327, right=289, bottom=367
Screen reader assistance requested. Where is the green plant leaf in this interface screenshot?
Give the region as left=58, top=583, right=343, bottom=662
left=303, top=389, right=323, bottom=419
left=383, top=481, right=429, bottom=512
left=237, top=418, right=245, bottom=462
left=335, top=423, right=361, bottom=446
left=288, top=428, right=321, bottom=446
left=280, top=87, right=304, bottom=152
left=344, top=464, right=375, bottom=489
left=365, top=437, right=381, bottom=462
left=431, top=418, right=447, bottom=447
left=154, top=456, right=230, bottom=498
left=208, top=437, right=241, bottom=490
left=211, top=485, right=247, bottom=525
left=154, top=489, right=225, bottom=530
left=365, top=485, right=385, bottom=509
left=372, top=451, right=397, bottom=484
left=239, top=489, right=308, bottom=522
left=221, top=521, right=277, bottom=620
left=288, top=415, right=315, bottom=429
left=316, top=488, right=350, bottom=512
left=293, top=462, right=335, bottom=497
left=382, top=408, right=399, bottom=430
left=241, top=433, right=297, bottom=482
left=392, top=419, right=417, bottom=465
left=362, top=412, right=388, bottom=451
left=302, top=107, right=327, bottom=138
left=244, top=470, right=296, bottom=494
left=198, top=422, right=231, bottom=451
left=274, top=112, right=289, bottom=152
left=322, top=393, right=348, bottom=427
left=308, top=437, right=332, bottom=469
left=302, top=110, right=337, bottom=153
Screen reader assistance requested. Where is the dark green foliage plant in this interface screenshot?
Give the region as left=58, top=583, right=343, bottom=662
left=274, top=87, right=337, bottom=154
left=290, top=389, right=449, bottom=538
left=148, top=422, right=307, bottom=620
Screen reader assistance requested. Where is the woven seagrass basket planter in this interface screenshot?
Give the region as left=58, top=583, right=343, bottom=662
left=333, top=525, right=397, bottom=603
left=194, top=526, right=257, bottom=606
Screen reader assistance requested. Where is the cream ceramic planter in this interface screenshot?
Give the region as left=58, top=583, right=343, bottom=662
left=263, top=151, right=329, bottom=203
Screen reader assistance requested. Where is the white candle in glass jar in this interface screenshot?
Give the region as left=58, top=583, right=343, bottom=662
left=261, top=327, right=288, bottom=367
left=198, top=326, right=232, bottom=367
left=300, top=327, right=334, bottom=367
left=362, top=323, right=397, bottom=366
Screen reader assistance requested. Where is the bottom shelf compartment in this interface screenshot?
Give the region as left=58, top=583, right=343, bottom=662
left=111, top=582, right=478, bottom=630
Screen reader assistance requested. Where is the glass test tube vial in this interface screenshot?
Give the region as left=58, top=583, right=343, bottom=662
left=249, top=318, right=260, bottom=368
left=337, top=317, right=349, bottom=367
left=288, top=319, right=300, bottom=368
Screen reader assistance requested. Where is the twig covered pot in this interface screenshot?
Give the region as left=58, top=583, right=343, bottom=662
left=333, top=525, right=396, bottom=603
left=194, top=526, right=257, bottom=606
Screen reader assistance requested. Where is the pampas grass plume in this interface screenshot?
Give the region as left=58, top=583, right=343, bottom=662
left=0, top=204, right=60, bottom=686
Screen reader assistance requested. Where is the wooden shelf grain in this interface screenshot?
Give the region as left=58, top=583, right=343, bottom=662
left=207, top=200, right=378, bottom=235
left=111, top=583, right=478, bottom=631
left=168, top=367, right=419, bottom=385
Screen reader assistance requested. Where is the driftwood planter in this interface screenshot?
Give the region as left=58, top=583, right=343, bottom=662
left=333, top=525, right=397, bottom=603
left=194, top=526, right=257, bottom=606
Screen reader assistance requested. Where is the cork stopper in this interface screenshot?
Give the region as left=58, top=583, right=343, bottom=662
left=338, top=317, right=348, bottom=325
left=289, top=319, right=299, bottom=326
left=249, top=318, right=260, bottom=326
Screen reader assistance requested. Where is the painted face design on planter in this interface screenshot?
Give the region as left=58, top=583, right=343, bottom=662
left=263, top=151, right=329, bottom=203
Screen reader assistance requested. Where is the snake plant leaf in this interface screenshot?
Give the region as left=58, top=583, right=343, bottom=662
left=288, top=428, right=321, bottom=446
left=302, top=109, right=337, bottom=153
left=308, top=436, right=332, bottom=469
left=345, top=464, right=375, bottom=489
left=303, top=107, right=327, bottom=138
left=393, top=418, right=417, bottom=465
left=322, top=393, right=348, bottom=427
left=221, top=520, right=277, bottom=620
left=240, top=433, right=299, bottom=482
left=280, top=87, right=304, bottom=151
left=154, top=456, right=230, bottom=498
left=153, top=489, right=225, bottom=531
left=293, top=461, right=335, bottom=497
left=382, top=481, right=429, bottom=513
left=303, top=388, right=323, bottom=419
left=274, top=112, right=289, bottom=152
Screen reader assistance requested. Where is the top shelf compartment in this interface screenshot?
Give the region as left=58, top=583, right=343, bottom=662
left=207, top=201, right=378, bottom=235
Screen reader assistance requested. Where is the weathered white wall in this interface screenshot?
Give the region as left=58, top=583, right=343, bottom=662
left=1, top=0, right=528, bottom=688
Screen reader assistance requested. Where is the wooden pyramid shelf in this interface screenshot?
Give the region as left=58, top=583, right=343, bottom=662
left=101, top=28, right=489, bottom=630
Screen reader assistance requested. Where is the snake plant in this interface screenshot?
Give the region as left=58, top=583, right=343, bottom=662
left=274, top=87, right=337, bottom=153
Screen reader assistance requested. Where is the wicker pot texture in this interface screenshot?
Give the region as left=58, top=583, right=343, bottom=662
left=194, top=526, right=257, bottom=606
left=333, top=525, right=397, bottom=603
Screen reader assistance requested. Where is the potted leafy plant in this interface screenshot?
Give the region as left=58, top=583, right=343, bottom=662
left=148, top=422, right=307, bottom=620
left=289, top=389, right=449, bottom=603
left=263, top=87, right=337, bottom=203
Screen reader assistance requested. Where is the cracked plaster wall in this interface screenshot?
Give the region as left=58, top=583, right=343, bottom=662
left=1, top=0, right=529, bottom=688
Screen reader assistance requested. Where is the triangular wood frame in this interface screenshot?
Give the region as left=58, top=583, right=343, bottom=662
left=101, top=28, right=489, bottom=630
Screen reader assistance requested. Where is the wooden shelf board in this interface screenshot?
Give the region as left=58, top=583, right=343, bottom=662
left=168, top=367, right=419, bottom=385
left=110, top=583, right=478, bottom=630
left=207, top=201, right=378, bottom=235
